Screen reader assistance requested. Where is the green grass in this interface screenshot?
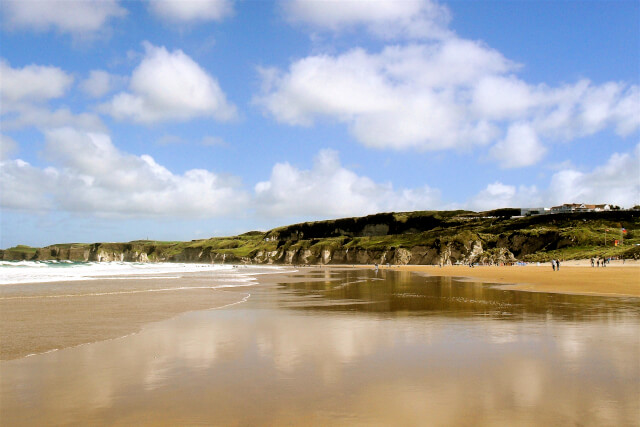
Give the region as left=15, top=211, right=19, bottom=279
left=3, top=210, right=639, bottom=263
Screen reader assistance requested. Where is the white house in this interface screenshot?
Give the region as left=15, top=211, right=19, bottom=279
left=549, top=203, right=611, bottom=214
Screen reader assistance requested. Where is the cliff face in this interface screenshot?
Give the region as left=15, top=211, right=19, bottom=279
left=32, top=243, right=154, bottom=263
left=2, top=210, right=638, bottom=265
left=0, top=234, right=545, bottom=265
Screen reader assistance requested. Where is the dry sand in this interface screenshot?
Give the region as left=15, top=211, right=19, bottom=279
left=383, top=261, right=640, bottom=297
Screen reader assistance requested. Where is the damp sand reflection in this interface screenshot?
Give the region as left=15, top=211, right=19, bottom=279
left=1, top=268, right=638, bottom=426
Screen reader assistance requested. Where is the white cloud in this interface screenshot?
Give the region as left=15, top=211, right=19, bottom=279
left=0, top=134, right=18, bottom=160
left=490, top=123, right=546, bottom=168
left=471, top=76, right=539, bottom=120
left=0, top=159, right=57, bottom=210
left=148, top=0, right=233, bottom=23
left=535, top=80, right=640, bottom=141
left=282, top=0, right=451, bottom=40
left=0, top=127, right=248, bottom=217
left=547, top=144, right=640, bottom=208
left=257, top=39, right=639, bottom=164
left=254, top=149, right=440, bottom=217
left=2, top=0, right=126, bottom=34
left=1, top=106, right=106, bottom=132
left=470, top=144, right=640, bottom=209
left=0, top=60, right=105, bottom=132
left=80, top=70, right=124, bottom=98
left=101, top=43, right=237, bottom=124
left=0, top=60, right=74, bottom=105
left=469, top=182, right=541, bottom=211
left=256, top=40, right=511, bottom=151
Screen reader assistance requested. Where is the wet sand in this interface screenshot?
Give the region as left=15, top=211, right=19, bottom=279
left=379, top=264, right=640, bottom=297
left=0, top=275, right=253, bottom=360
left=2, top=264, right=638, bottom=360
left=1, top=268, right=638, bottom=426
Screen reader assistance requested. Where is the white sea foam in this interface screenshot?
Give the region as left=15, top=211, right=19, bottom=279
left=0, top=261, right=237, bottom=285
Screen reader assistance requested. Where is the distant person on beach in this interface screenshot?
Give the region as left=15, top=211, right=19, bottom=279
left=556, top=260, right=560, bottom=271
left=552, top=259, right=556, bottom=271
left=591, top=258, right=595, bottom=267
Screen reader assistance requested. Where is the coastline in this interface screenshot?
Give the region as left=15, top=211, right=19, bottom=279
left=2, top=261, right=638, bottom=360
left=378, top=262, right=640, bottom=297
left=2, top=266, right=638, bottom=426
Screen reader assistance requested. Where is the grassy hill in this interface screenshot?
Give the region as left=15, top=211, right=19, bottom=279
left=2, top=209, right=638, bottom=265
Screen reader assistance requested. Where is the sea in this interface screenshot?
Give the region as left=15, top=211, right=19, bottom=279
left=0, top=260, right=259, bottom=285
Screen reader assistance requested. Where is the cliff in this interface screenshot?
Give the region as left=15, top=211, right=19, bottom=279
left=2, top=210, right=639, bottom=265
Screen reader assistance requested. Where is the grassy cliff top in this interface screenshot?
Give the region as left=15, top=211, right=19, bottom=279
left=3, top=209, right=639, bottom=262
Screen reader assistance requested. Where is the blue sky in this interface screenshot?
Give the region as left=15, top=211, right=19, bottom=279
left=1, top=0, right=638, bottom=248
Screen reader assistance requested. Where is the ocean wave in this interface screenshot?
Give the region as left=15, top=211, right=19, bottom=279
left=0, top=261, right=236, bottom=285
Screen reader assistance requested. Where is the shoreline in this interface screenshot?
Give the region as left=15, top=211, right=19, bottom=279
left=0, top=278, right=253, bottom=361
left=365, top=263, right=640, bottom=297
left=2, top=262, right=638, bottom=360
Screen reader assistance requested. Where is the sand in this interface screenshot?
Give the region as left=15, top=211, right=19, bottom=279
left=2, top=262, right=637, bottom=360
left=2, top=267, right=639, bottom=426
left=381, top=262, right=640, bottom=297
left=0, top=277, right=250, bottom=360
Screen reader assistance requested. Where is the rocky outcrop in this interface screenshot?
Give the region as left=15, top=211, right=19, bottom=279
left=3, top=210, right=636, bottom=265
left=0, top=233, right=571, bottom=265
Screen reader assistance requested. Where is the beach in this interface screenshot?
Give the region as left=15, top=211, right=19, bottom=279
left=2, top=262, right=639, bottom=361
left=389, top=261, right=640, bottom=297
left=1, top=264, right=639, bottom=426
left=0, top=264, right=285, bottom=360
left=0, top=279, right=250, bottom=360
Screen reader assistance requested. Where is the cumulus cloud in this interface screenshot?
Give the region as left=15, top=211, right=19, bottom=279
left=101, top=43, right=237, bottom=124
left=470, top=144, right=640, bottom=210
left=0, top=60, right=74, bottom=106
left=490, top=123, right=546, bottom=169
left=534, top=80, right=640, bottom=140
left=80, top=70, right=124, bottom=98
left=257, top=39, right=639, bottom=166
left=0, top=159, right=57, bottom=210
left=0, top=134, right=18, bottom=160
left=2, top=106, right=106, bottom=132
left=282, top=0, right=451, bottom=40
left=2, top=0, right=126, bottom=34
left=254, top=149, right=441, bottom=218
left=468, top=182, right=541, bottom=211
left=260, top=0, right=639, bottom=168
left=0, top=127, right=248, bottom=217
left=547, top=144, right=640, bottom=208
left=256, top=40, right=511, bottom=151
left=148, top=0, right=233, bottom=23
left=0, top=60, right=105, bottom=132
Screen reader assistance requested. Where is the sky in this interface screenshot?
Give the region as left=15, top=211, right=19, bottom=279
left=0, top=0, right=639, bottom=249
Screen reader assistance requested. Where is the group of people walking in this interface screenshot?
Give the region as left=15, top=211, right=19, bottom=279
left=551, top=259, right=561, bottom=271
left=591, top=257, right=610, bottom=267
